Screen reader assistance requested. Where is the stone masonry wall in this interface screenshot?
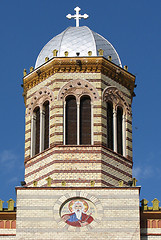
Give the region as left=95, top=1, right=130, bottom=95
left=0, top=229, right=16, bottom=239
left=16, top=187, right=140, bottom=240
left=24, top=146, right=132, bottom=188
left=25, top=72, right=133, bottom=162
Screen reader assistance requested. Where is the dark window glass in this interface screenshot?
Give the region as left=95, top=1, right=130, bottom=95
left=80, top=96, right=91, bottom=145
left=107, top=102, right=113, bottom=150
left=117, top=107, right=123, bottom=155
left=66, top=96, right=77, bottom=144
left=44, top=101, right=49, bottom=150
left=34, top=107, right=40, bottom=155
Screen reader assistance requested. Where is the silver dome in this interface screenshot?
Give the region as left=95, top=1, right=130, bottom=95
left=35, top=26, right=122, bottom=68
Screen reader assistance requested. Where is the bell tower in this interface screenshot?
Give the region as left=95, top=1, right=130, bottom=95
left=23, top=9, right=135, bottom=188
left=16, top=7, right=140, bottom=240
left=23, top=55, right=135, bottom=187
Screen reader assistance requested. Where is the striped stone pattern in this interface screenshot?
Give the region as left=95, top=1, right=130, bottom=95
left=0, top=228, right=16, bottom=239
left=25, top=73, right=102, bottom=160
left=101, top=146, right=132, bottom=187
left=141, top=228, right=161, bottom=240
left=24, top=72, right=133, bottom=187
left=25, top=72, right=133, bottom=161
left=16, top=187, right=140, bottom=240
left=24, top=146, right=132, bottom=187
left=101, top=74, right=133, bottom=160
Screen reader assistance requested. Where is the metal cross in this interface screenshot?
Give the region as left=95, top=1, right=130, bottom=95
left=66, top=6, right=89, bottom=27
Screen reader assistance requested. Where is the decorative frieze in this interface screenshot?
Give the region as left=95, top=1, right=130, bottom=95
left=23, top=57, right=135, bottom=106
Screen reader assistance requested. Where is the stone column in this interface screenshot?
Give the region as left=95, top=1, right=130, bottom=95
left=63, top=102, right=66, bottom=145
left=77, top=102, right=80, bottom=145
left=48, top=104, right=51, bottom=147
left=122, top=114, right=126, bottom=157
left=31, top=114, right=36, bottom=157
left=113, top=109, right=117, bottom=152
left=40, top=107, right=45, bottom=152
left=91, top=102, right=94, bottom=145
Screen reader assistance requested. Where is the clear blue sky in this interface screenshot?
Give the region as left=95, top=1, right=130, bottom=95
left=0, top=0, right=161, bottom=208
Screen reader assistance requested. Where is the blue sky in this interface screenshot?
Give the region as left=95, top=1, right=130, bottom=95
left=0, top=0, right=161, bottom=208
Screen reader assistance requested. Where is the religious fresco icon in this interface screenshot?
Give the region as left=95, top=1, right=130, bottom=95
left=61, top=198, right=95, bottom=227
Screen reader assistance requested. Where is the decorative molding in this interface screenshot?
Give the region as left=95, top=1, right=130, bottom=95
left=58, top=79, right=99, bottom=102
left=102, top=86, right=131, bottom=115
left=23, top=57, right=135, bottom=106
left=27, top=87, right=54, bottom=116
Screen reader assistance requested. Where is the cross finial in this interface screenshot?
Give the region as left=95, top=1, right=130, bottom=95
left=66, top=6, right=89, bottom=27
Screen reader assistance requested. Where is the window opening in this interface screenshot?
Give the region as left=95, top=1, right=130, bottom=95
left=34, top=107, right=40, bottom=155
left=117, top=106, right=123, bottom=154
left=107, top=102, right=113, bottom=150
left=66, top=96, right=77, bottom=145
left=44, top=101, right=49, bottom=150
left=80, top=96, right=91, bottom=145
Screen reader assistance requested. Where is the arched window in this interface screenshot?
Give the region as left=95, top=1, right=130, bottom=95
left=107, top=102, right=113, bottom=150
left=66, top=96, right=77, bottom=145
left=33, top=107, right=40, bottom=155
left=31, top=102, right=50, bottom=157
left=117, top=106, right=123, bottom=155
left=80, top=96, right=91, bottom=145
left=43, top=101, right=49, bottom=150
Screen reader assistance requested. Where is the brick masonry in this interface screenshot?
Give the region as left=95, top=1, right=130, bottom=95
left=24, top=71, right=133, bottom=186
left=24, top=72, right=133, bottom=158
left=24, top=145, right=132, bottom=188
left=0, top=229, right=16, bottom=239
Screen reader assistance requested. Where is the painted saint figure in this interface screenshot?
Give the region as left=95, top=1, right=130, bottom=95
left=62, top=200, right=93, bottom=227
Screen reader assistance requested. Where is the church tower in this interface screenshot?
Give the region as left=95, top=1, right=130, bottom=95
left=16, top=7, right=140, bottom=239
left=23, top=7, right=135, bottom=189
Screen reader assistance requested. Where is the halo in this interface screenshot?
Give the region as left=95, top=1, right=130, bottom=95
left=68, top=199, right=89, bottom=212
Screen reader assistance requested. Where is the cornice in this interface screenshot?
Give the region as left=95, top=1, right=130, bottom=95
left=24, top=144, right=133, bottom=165
left=16, top=186, right=140, bottom=191
left=23, top=57, right=135, bottom=105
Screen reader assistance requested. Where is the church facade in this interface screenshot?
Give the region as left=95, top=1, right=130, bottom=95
left=0, top=7, right=161, bottom=240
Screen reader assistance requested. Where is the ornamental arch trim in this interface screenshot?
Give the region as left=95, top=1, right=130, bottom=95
left=27, top=87, right=54, bottom=116
left=102, top=86, right=131, bottom=115
left=58, top=79, right=99, bottom=102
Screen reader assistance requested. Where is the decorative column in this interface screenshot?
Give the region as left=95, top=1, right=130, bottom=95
left=40, top=107, right=45, bottom=152
left=48, top=104, right=51, bottom=147
left=91, top=102, right=94, bottom=145
left=113, top=108, right=117, bottom=152
left=63, top=102, right=66, bottom=145
left=122, top=114, right=126, bottom=157
left=77, top=102, right=80, bottom=145
left=31, top=114, right=36, bottom=157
